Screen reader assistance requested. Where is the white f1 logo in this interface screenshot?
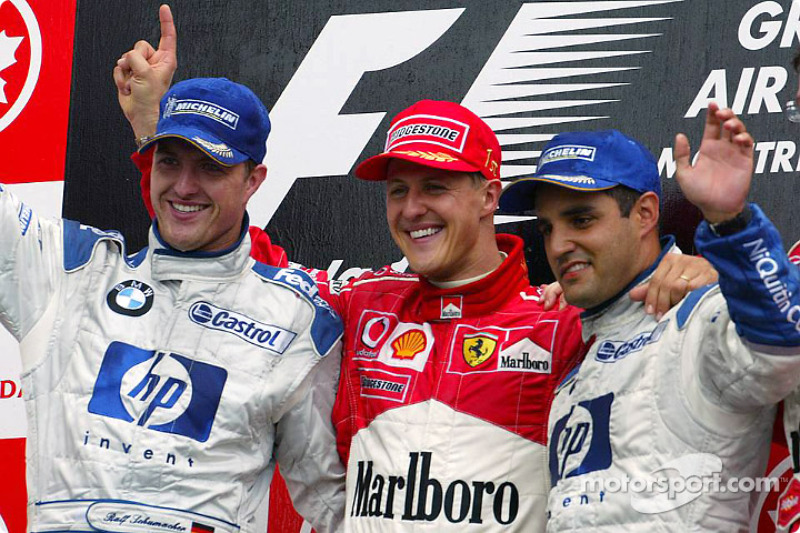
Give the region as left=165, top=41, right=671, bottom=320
left=252, top=2, right=680, bottom=228
left=252, top=9, right=464, bottom=227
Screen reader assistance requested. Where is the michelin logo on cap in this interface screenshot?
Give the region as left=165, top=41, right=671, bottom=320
left=539, top=145, right=596, bottom=166
left=164, top=96, right=240, bottom=130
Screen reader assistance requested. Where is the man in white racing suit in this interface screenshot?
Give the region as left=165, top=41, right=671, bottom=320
left=1, top=75, right=345, bottom=532
left=500, top=105, right=800, bottom=531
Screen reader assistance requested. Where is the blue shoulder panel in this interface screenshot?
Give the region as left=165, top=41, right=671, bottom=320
left=555, top=363, right=581, bottom=394
left=252, top=262, right=343, bottom=356
left=63, top=219, right=145, bottom=271
left=676, top=284, right=717, bottom=330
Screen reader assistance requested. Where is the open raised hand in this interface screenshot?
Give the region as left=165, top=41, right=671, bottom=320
left=674, top=102, right=754, bottom=224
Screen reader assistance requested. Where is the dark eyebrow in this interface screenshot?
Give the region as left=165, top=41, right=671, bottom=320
left=560, top=205, right=595, bottom=217
left=154, top=145, right=177, bottom=157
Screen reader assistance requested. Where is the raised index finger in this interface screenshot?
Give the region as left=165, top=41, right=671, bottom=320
left=702, top=102, right=723, bottom=140
left=157, top=4, right=176, bottom=54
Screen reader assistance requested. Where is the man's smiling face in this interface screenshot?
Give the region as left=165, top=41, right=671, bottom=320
left=534, top=184, right=642, bottom=309
left=150, top=138, right=262, bottom=252
left=385, top=159, right=496, bottom=282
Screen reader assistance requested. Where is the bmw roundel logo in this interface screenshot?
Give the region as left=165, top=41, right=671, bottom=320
left=106, top=280, right=155, bottom=317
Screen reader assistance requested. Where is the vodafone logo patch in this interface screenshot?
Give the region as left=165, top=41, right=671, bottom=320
left=0, top=0, right=41, bottom=132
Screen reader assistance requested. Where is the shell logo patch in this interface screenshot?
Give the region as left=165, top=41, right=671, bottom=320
left=391, top=330, right=427, bottom=360
left=462, top=333, right=497, bottom=368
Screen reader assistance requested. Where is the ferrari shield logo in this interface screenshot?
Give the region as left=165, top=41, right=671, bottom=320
left=462, top=333, right=498, bottom=367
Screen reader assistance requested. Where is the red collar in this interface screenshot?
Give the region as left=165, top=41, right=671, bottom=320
left=415, top=234, right=530, bottom=321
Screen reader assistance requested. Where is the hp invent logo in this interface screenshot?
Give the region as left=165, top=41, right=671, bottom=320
left=550, top=392, right=614, bottom=484
left=88, top=342, right=227, bottom=442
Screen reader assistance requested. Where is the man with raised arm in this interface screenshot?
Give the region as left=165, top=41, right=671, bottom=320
left=500, top=105, right=800, bottom=531
left=2, top=17, right=345, bottom=531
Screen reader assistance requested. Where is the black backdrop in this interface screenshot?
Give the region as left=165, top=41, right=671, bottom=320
left=63, top=0, right=800, bottom=285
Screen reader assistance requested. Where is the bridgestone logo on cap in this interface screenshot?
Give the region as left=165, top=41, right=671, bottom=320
left=164, top=97, right=240, bottom=130
left=386, top=114, right=469, bottom=153
left=539, top=145, right=596, bottom=166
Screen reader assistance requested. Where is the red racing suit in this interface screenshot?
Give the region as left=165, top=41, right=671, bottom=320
left=776, top=238, right=800, bottom=532
left=330, top=234, right=585, bottom=532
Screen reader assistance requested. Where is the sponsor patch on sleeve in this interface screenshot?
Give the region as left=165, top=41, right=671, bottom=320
left=253, top=263, right=343, bottom=356
left=17, top=202, right=32, bottom=236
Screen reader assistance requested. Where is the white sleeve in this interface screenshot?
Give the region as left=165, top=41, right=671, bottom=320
left=0, top=184, right=62, bottom=341
left=274, top=341, right=345, bottom=533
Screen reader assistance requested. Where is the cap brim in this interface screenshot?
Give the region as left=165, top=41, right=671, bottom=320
left=355, top=150, right=481, bottom=181
left=499, top=174, right=618, bottom=213
left=138, top=127, right=249, bottom=167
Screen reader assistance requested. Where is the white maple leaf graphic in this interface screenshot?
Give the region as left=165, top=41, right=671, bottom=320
left=0, top=30, right=24, bottom=104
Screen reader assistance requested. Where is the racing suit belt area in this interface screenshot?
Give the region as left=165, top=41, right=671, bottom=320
left=332, top=234, right=586, bottom=532
left=0, top=185, right=345, bottom=533
left=547, top=206, right=800, bottom=532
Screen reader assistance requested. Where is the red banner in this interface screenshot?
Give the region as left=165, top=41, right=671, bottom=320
left=0, top=1, right=76, bottom=531
left=0, top=0, right=76, bottom=184
left=0, top=438, right=25, bottom=533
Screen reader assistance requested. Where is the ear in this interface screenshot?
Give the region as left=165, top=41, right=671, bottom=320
left=481, top=179, right=502, bottom=217
left=634, top=191, right=660, bottom=237
left=244, top=164, right=267, bottom=203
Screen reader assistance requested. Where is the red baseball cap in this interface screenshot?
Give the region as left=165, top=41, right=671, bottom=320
left=355, top=100, right=501, bottom=182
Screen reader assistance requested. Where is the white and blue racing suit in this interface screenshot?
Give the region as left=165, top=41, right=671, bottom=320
left=0, top=184, right=345, bottom=533
left=547, top=204, right=800, bottom=531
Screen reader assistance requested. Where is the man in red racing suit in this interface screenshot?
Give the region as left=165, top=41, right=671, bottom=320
left=330, top=234, right=584, bottom=531
left=326, top=99, right=584, bottom=532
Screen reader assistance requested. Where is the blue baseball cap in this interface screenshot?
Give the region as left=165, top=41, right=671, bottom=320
left=499, top=129, right=660, bottom=212
left=139, top=77, right=271, bottom=166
